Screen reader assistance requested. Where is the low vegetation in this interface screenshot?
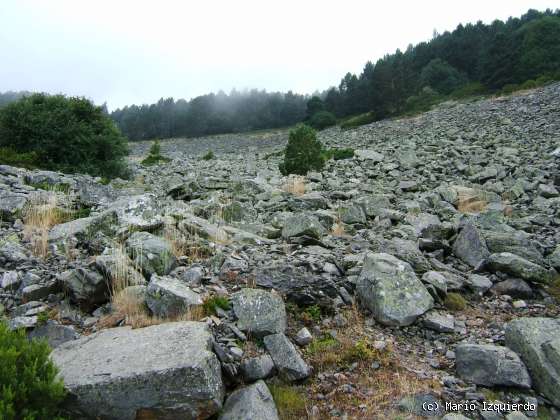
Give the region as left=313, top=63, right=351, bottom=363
left=268, top=383, right=308, bottom=420
left=202, top=150, right=215, bottom=160
left=141, top=140, right=170, bottom=166
left=0, top=93, right=129, bottom=178
left=444, top=292, right=468, bottom=311
left=321, top=147, right=355, bottom=161
left=308, top=110, right=336, bottom=130
left=0, top=322, right=67, bottom=419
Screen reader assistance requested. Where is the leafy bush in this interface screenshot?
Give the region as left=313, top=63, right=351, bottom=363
left=141, top=140, right=170, bottom=166
left=322, top=148, right=355, bottom=161
left=202, top=296, right=230, bottom=316
left=308, top=111, right=336, bottom=130
left=0, top=148, right=39, bottom=169
left=449, top=82, right=487, bottom=99
left=0, top=322, right=66, bottom=419
left=202, top=150, right=215, bottom=160
left=420, top=58, right=468, bottom=95
left=0, top=93, right=129, bottom=179
left=279, top=124, right=324, bottom=176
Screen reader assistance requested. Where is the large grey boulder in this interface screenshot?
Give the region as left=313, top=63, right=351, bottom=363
left=338, top=204, right=366, bottom=225
left=240, top=355, right=275, bottom=382
left=51, top=322, right=224, bottom=419
left=505, top=317, right=560, bottom=407
left=452, top=223, right=490, bottom=268
left=357, top=253, right=433, bottom=326
left=486, top=253, right=557, bottom=285
left=48, top=210, right=117, bottom=251
left=483, top=230, right=544, bottom=265
left=59, top=268, right=108, bottom=311
left=146, top=275, right=202, bottom=318
left=231, top=288, right=287, bottom=338
left=281, top=213, right=326, bottom=239
left=0, top=192, right=27, bottom=222
left=110, top=194, right=164, bottom=231
left=264, top=333, right=311, bottom=382
left=125, top=231, right=176, bottom=278
left=218, top=380, right=279, bottom=420
left=455, top=344, right=531, bottom=388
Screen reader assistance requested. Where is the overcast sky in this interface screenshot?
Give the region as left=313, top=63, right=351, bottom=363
left=1, top=1, right=558, bottom=110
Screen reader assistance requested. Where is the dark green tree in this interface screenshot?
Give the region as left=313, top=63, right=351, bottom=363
left=279, top=124, right=324, bottom=175
left=0, top=94, right=129, bottom=178
left=420, top=58, right=468, bottom=94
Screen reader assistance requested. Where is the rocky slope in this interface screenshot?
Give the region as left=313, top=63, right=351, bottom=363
left=2, top=83, right=560, bottom=419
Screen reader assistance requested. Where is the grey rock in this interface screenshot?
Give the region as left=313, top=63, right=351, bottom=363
left=52, top=322, right=224, bottom=420
left=452, top=223, right=490, bottom=268
left=491, top=278, right=533, bottom=299
left=59, top=268, right=108, bottom=311
left=231, top=288, right=287, bottom=338
left=442, top=414, right=470, bottom=420
left=354, top=149, right=384, bottom=162
left=146, top=275, right=202, bottom=318
left=486, top=253, right=557, bottom=285
left=240, top=354, right=275, bottom=382
left=94, top=253, right=146, bottom=286
left=423, top=312, right=455, bottom=333
left=294, top=327, right=313, bottom=346
left=455, top=343, right=531, bottom=388
left=1, top=270, right=20, bottom=290
left=339, top=204, right=366, bottom=224
left=281, top=213, right=326, bottom=239
left=357, top=253, right=433, bottom=326
left=48, top=210, right=117, bottom=251
left=466, top=274, right=493, bottom=295
left=9, top=316, right=38, bottom=330
left=27, top=320, right=79, bottom=348
left=22, top=281, right=60, bottom=301
left=219, top=380, right=279, bottom=420
left=0, top=192, right=27, bottom=221
left=264, top=333, right=311, bottom=381
left=125, top=231, right=176, bottom=278
left=381, top=238, right=431, bottom=273
left=483, top=230, right=544, bottom=265
left=505, top=317, right=560, bottom=407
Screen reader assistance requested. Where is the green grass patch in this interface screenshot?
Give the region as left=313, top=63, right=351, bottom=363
left=202, top=150, right=215, bottom=160
left=339, top=112, right=378, bottom=129
left=202, top=296, right=230, bottom=316
left=444, top=292, right=467, bottom=311
left=25, top=181, right=71, bottom=194
left=268, top=384, right=308, bottom=420
left=0, top=148, right=40, bottom=169
left=322, top=147, right=355, bottom=161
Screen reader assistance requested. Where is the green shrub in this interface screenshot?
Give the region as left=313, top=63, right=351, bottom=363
left=308, top=111, right=336, bottom=130
left=0, top=148, right=39, bottom=169
left=303, top=304, right=322, bottom=322
left=339, top=112, right=378, bottom=129
left=141, top=140, right=170, bottom=166
left=444, top=292, right=467, bottom=311
left=0, top=322, right=66, bottom=419
left=202, top=150, right=215, bottom=160
left=450, top=82, right=488, bottom=99
left=202, top=296, right=230, bottom=316
left=0, top=93, right=129, bottom=179
left=279, top=124, right=324, bottom=176
left=322, top=148, right=354, bottom=161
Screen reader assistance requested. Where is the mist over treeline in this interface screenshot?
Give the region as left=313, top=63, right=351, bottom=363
left=2, top=8, right=559, bottom=142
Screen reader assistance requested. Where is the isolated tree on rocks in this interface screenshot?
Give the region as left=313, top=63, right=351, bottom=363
left=279, top=124, right=324, bottom=175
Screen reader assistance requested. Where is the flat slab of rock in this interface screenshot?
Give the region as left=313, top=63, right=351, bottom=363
left=28, top=320, right=79, bottom=348
left=357, top=253, right=433, bottom=326
left=51, top=321, right=224, bottom=420
left=505, top=317, right=560, bottom=408
left=281, top=213, right=326, bottom=239
left=146, top=275, right=202, bottom=318
left=486, top=252, right=556, bottom=285
left=264, top=333, right=311, bottom=382
left=231, top=288, right=286, bottom=338
left=452, top=223, right=489, bottom=268
left=423, top=312, right=455, bottom=333
left=218, top=380, right=279, bottom=420
left=455, top=343, right=531, bottom=388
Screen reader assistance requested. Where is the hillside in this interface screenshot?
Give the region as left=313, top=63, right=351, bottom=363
left=1, top=83, right=560, bottom=419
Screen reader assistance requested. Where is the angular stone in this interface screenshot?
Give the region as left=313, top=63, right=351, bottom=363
left=357, top=253, right=433, bottom=326
left=486, top=253, right=557, bottom=285
left=59, top=268, right=108, bottom=311
left=452, top=223, right=490, bottom=268
left=125, top=231, right=176, bottom=278
left=231, top=288, right=287, bottom=338
left=381, top=238, right=431, bottom=273
left=466, top=274, right=493, bottom=295
left=146, top=275, right=202, bottom=318
left=0, top=192, right=27, bottom=221
left=1, top=271, right=20, bottom=290
left=491, top=278, right=533, bottom=299
left=483, top=230, right=544, bottom=265
left=240, top=355, right=275, bottom=382
left=354, top=149, right=384, bottom=162
left=281, top=213, right=326, bottom=239
left=94, top=253, right=146, bottom=286
left=294, top=327, right=313, bottom=346
left=505, top=317, right=560, bottom=407
left=27, top=320, right=79, bottom=348
left=264, top=333, right=311, bottom=382
left=339, top=204, right=366, bottom=225
left=219, top=380, right=279, bottom=420
left=51, top=322, right=224, bottom=420
left=455, top=344, right=531, bottom=388
left=9, top=316, right=38, bottom=330
left=48, top=210, right=117, bottom=250
left=423, top=312, right=455, bottom=333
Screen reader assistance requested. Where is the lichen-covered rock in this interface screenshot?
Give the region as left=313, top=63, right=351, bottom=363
left=264, top=333, right=311, bottom=382
left=455, top=343, right=531, bottom=388
left=218, top=380, right=279, bottom=420
left=357, top=253, right=433, bottom=326
left=125, top=231, right=176, bottom=278
left=505, top=317, right=560, bottom=408
left=486, top=252, right=557, bottom=285
left=59, top=268, right=108, bottom=311
left=48, top=210, right=117, bottom=251
left=281, top=213, right=326, bottom=239
left=146, top=275, right=202, bottom=318
left=452, top=223, right=489, bottom=268
left=231, top=288, right=287, bottom=338
left=51, top=322, right=224, bottom=420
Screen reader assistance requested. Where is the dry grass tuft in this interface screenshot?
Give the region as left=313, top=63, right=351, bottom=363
left=162, top=221, right=189, bottom=258
left=282, top=175, right=306, bottom=196
left=331, top=221, right=346, bottom=237
left=22, top=190, right=74, bottom=258
left=457, top=198, right=488, bottom=213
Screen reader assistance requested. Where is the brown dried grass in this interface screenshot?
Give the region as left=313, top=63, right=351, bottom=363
left=283, top=175, right=306, bottom=196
